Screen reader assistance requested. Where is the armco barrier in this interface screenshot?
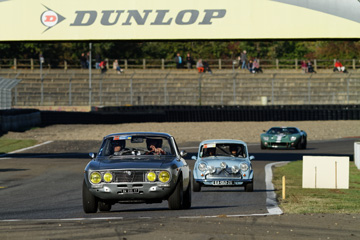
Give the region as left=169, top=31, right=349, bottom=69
left=0, top=109, right=41, bottom=134
left=40, top=104, right=360, bottom=125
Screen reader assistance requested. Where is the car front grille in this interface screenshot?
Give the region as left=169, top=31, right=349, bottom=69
left=113, top=171, right=145, bottom=183
left=206, top=168, right=242, bottom=179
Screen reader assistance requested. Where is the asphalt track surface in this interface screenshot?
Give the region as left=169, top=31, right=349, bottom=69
left=0, top=138, right=359, bottom=239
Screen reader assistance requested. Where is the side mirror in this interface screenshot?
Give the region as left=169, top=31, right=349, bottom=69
left=191, top=156, right=197, bottom=160
left=180, top=150, right=187, bottom=157
left=263, top=130, right=266, bottom=132
left=89, top=152, right=97, bottom=159
left=249, top=155, right=255, bottom=161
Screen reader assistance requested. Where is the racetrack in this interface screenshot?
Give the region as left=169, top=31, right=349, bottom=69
left=0, top=135, right=359, bottom=239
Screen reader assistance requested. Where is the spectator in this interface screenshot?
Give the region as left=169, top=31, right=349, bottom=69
left=175, top=53, right=183, bottom=69
left=196, top=59, right=204, bottom=73
left=248, top=59, right=254, bottom=73
left=203, top=61, right=212, bottom=74
left=307, top=60, right=317, bottom=73
left=95, top=53, right=101, bottom=69
left=113, top=59, right=123, bottom=74
left=237, top=56, right=241, bottom=69
left=240, top=50, right=247, bottom=69
left=86, top=52, right=90, bottom=68
left=334, top=60, right=347, bottom=73
left=301, top=60, right=307, bottom=73
left=80, top=52, right=87, bottom=69
left=99, top=59, right=107, bottom=74
left=253, top=59, right=263, bottom=73
left=186, top=53, right=193, bottom=69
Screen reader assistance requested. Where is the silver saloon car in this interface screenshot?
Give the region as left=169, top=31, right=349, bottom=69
left=82, top=132, right=191, bottom=213
left=192, top=139, right=254, bottom=192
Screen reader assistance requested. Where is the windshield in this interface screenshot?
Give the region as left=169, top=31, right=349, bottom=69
left=267, top=127, right=299, bottom=134
left=99, top=135, right=175, bottom=157
left=199, top=143, right=247, bottom=158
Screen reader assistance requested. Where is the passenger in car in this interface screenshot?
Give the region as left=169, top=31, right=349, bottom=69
left=146, top=139, right=165, bottom=155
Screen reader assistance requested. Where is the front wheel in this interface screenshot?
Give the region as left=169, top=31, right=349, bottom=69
left=168, top=180, right=183, bottom=210
left=98, top=201, right=112, bottom=212
left=182, top=181, right=191, bottom=209
left=245, top=182, right=254, bottom=192
left=192, top=174, right=201, bottom=192
left=260, top=141, right=266, bottom=149
left=82, top=180, right=98, bottom=213
left=302, top=138, right=307, bottom=149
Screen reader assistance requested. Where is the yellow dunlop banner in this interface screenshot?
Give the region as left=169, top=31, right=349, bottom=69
left=1, top=0, right=360, bottom=41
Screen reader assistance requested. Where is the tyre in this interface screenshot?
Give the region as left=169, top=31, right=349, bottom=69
left=192, top=174, right=201, bottom=192
left=168, top=179, right=183, bottom=210
left=98, top=200, right=112, bottom=212
left=245, top=182, right=253, bottom=192
left=302, top=138, right=307, bottom=149
left=296, top=137, right=306, bottom=149
left=182, top=180, right=191, bottom=209
left=82, top=180, right=98, bottom=213
left=260, top=141, right=266, bottom=149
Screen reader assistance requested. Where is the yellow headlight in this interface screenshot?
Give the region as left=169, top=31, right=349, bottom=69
left=103, top=172, right=113, bottom=183
left=147, top=171, right=156, bottom=182
left=90, top=172, right=102, bottom=184
left=158, top=171, right=170, bottom=183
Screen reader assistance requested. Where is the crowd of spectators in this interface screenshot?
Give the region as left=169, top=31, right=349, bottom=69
left=76, top=51, right=350, bottom=75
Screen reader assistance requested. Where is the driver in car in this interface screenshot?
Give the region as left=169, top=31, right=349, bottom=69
left=113, top=140, right=126, bottom=155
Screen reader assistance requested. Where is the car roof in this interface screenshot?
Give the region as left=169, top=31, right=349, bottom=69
left=104, top=132, right=173, bottom=139
left=199, top=139, right=247, bottom=146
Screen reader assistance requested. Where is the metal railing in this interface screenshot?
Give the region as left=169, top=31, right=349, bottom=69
left=1, top=58, right=360, bottom=70
left=0, top=77, right=21, bottom=109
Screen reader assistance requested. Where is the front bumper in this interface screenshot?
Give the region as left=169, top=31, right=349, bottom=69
left=262, top=141, right=297, bottom=149
left=88, top=181, right=175, bottom=201
left=195, top=178, right=253, bottom=186
left=194, top=169, right=253, bottom=186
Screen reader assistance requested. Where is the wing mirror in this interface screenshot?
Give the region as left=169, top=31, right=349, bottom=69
left=191, top=156, right=197, bottom=160
left=180, top=150, right=187, bottom=157
left=249, top=155, right=255, bottom=161
left=89, top=152, right=97, bottom=159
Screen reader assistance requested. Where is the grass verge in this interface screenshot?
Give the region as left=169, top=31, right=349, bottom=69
left=0, top=137, right=38, bottom=154
left=273, top=160, right=360, bottom=214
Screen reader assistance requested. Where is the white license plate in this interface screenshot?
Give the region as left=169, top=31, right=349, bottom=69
left=119, top=188, right=139, bottom=194
left=213, top=181, right=233, bottom=185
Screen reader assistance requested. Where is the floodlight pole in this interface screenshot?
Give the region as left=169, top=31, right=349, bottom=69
left=89, top=42, right=92, bottom=107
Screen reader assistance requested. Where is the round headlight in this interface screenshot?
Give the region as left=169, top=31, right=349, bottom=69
left=208, top=165, right=216, bottom=174
left=290, top=136, right=297, bottom=141
left=90, top=172, right=102, bottom=184
left=263, top=136, right=269, bottom=141
left=158, top=171, right=170, bottom=183
left=240, top=163, right=249, bottom=172
left=103, top=172, right=113, bottom=183
left=147, top=171, right=156, bottom=182
left=231, top=165, right=240, bottom=174
left=198, top=163, right=207, bottom=172
left=220, top=162, right=227, bottom=169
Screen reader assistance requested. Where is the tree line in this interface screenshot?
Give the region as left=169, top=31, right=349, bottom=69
left=1, top=41, right=359, bottom=64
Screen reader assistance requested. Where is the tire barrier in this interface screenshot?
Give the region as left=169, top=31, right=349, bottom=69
left=40, top=105, right=360, bottom=125
left=0, top=109, right=41, bottom=135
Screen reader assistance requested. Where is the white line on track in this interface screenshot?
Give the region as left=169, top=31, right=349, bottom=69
left=0, top=141, right=53, bottom=159
left=0, top=161, right=288, bottom=222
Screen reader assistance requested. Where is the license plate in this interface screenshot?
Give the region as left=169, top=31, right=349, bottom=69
left=119, top=188, right=139, bottom=194
left=213, top=181, right=233, bottom=185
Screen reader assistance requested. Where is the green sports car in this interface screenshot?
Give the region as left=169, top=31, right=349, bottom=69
left=260, top=127, right=307, bottom=149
